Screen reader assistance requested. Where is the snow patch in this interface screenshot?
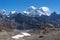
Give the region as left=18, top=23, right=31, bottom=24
left=21, top=32, right=31, bottom=36
left=12, top=34, right=24, bottom=39
left=12, top=32, right=31, bottom=39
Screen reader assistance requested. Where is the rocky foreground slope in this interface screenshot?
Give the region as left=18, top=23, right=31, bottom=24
left=0, top=28, right=60, bottom=40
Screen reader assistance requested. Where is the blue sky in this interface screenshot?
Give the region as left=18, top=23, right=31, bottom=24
left=0, top=0, right=60, bottom=14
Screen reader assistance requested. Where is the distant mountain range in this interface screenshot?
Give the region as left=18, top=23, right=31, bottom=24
left=0, top=6, right=60, bottom=30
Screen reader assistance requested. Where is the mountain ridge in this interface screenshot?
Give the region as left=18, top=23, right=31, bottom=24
left=0, top=6, right=60, bottom=30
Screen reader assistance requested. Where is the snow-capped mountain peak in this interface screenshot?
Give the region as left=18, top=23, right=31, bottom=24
left=23, top=6, right=37, bottom=16
left=0, top=9, right=6, bottom=15
left=23, top=11, right=29, bottom=14
left=40, top=7, right=49, bottom=12
left=39, top=7, right=51, bottom=16
left=29, top=6, right=37, bottom=10
left=23, top=6, right=51, bottom=17
left=10, top=11, right=17, bottom=14
left=0, top=9, right=6, bottom=13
